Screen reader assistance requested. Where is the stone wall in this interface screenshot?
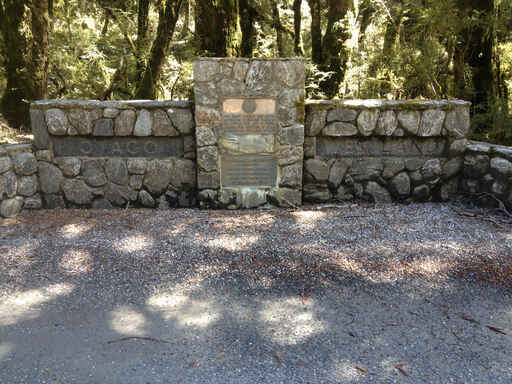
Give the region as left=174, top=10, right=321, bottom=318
left=462, top=141, right=512, bottom=209
left=194, top=58, right=305, bottom=208
left=0, top=144, right=41, bottom=217
left=303, top=100, right=471, bottom=203
left=29, top=100, right=196, bottom=210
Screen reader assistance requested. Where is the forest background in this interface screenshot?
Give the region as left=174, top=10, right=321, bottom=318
left=0, top=0, right=511, bottom=144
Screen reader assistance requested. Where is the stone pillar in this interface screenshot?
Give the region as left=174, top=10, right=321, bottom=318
left=194, top=58, right=305, bottom=208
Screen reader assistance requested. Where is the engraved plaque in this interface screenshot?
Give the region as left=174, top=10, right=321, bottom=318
left=52, top=137, right=184, bottom=158
left=222, top=98, right=278, bottom=135
left=221, top=155, right=277, bottom=187
left=317, top=137, right=446, bottom=158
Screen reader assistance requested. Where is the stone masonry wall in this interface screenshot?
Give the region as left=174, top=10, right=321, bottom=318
left=462, top=141, right=512, bottom=209
left=304, top=100, right=471, bottom=203
left=0, top=144, right=41, bottom=217
left=29, top=100, right=196, bottom=210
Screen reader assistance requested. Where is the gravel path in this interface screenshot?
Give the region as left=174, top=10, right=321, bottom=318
left=0, top=203, right=511, bottom=383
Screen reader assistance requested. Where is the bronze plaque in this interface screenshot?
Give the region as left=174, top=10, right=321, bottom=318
left=222, top=98, right=278, bottom=135
left=221, top=155, right=277, bottom=187
left=52, top=137, right=184, bottom=158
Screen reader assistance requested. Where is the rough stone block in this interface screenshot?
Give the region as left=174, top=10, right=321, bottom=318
left=444, top=107, right=470, bottom=138
left=322, top=122, right=358, bottom=136
left=168, top=108, right=194, bottom=135
left=13, top=152, right=38, bottom=176
left=376, top=110, right=398, bottom=136
left=419, top=109, right=445, bottom=136
left=326, top=108, right=358, bottom=123
left=357, top=109, right=379, bottom=136
left=38, top=162, right=63, bottom=194
left=305, top=159, right=329, bottom=183
left=17, top=175, right=38, bottom=197
left=115, top=110, right=136, bottom=136
left=0, top=171, right=17, bottom=198
left=134, top=109, right=152, bottom=136
left=390, top=172, right=411, bottom=197
left=82, top=159, right=107, bottom=187
left=365, top=181, right=392, bottom=203
left=45, top=108, right=68, bottom=135
left=31, top=109, right=50, bottom=149
left=196, top=126, right=217, bottom=147
left=62, top=179, right=94, bottom=205
left=0, top=156, right=12, bottom=174
left=127, top=159, right=147, bottom=175
left=152, top=109, right=179, bottom=136
left=197, top=146, right=218, bottom=172
left=281, top=124, right=304, bottom=146
left=305, top=109, right=327, bottom=136
left=397, top=110, right=420, bottom=135
left=56, top=157, right=81, bottom=177
left=1, top=197, right=24, bottom=217
left=24, top=193, right=43, bottom=209
left=198, top=171, right=219, bottom=189
left=93, top=119, right=114, bottom=136
left=280, top=163, right=302, bottom=188
left=105, top=159, right=128, bottom=185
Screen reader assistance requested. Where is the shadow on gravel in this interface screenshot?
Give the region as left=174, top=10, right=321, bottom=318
left=0, top=204, right=511, bottom=383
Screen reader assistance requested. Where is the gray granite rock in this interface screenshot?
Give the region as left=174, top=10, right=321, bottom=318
left=237, top=188, right=267, bottom=208
left=304, top=137, right=316, bottom=158
left=82, top=160, right=107, bottom=187
left=62, top=179, right=94, bottom=205
left=444, top=107, right=470, bottom=138
left=167, top=108, right=194, bottom=135
left=35, top=150, right=53, bottom=162
left=24, top=193, right=43, bottom=209
left=390, top=172, right=411, bottom=197
left=280, top=163, right=302, bottom=188
left=38, top=162, right=63, bottom=194
left=194, top=60, right=220, bottom=82
left=195, top=82, right=219, bottom=105
left=56, top=158, right=81, bottom=177
left=0, top=171, right=17, bottom=198
left=217, top=78, right=245, bottom=97
left=419, top=109, right=445, bottom=136
left=195, top=106, right=221, bottom=125
left=365, top=181, right=392, bottom=203
left=43, top=193, right=66, bottom=209
left=326, top=108, right=358, bottom=123
left=464, top=155, right=489, bottom=177
left=0, top=156, right=12, bottom=174
left=92, top=198, right=114, bottom=209
left=413, top=185, right=430, bottom=201
left=491, top=181, right=507, bottom=195
left=196, top=126, right=217, bottom=147
left=376, top=110, right=398, bottom=136
left=1, top=197, right=23, bottom=217
left=279, top=145, right=303, bottom=166
left=143, top=160, right=173, bottom=194
left=68, top=108, right=101, bottom=135
left=276, top=188, right=302, bottom=207
left=139, top=190, right=155, bottom=207
left=104, top=108, right=120, bottom=118
left=169, top=158, right=196, bottom=189
left=13, top=152, right=37, bottom=175
left=17, top=175, right=38, bottom=196
left=350, top=158, right=383, bottom=181
left=305, top=110, right=327, bottom=136
left=105, top=159, right=128, bottom=185
left=104, top=183, right=138, bottom=206
left=305, top=159, right=329, bottom=182
left=281, top=124, right=304, bottom=146
left=233, top=61, right=249, bottom=82
left=490, top=157, right=512, bottom=177
left=45, top=108, right=68, bottom=135
left=357, top=110, right=379, bottom=136
left=383, top=158, right=405, bottom=179
left=322, top=122, right=358, bottom=136
left=31, top=109, right=50, bottom=149
left=127, top=159, right=147, bottom=175
left=421, top=159, right=442, bottom=181
left=152, top=109, right=179, bottom=136
left=129, top=174, right=144, bottom=190
left=115, top=110, right=136, bottom=136
left=449, top=139, right=469, bottom=156
left=245, top=61, right=273, bottom=94
left=328, top=159, right=351, bottom=189
left=197, top=146, right=218, bottom=172
left=134, top=109, right=152, bottom=136
left=303, top=184, right=330, bottom=202
left=197, top=171, right=219, bottom=189
left=442, top=158, right=463, bottom=179
left=397, top=110, right=420, bottom=135
left=93, top=119, right=114, bottom=136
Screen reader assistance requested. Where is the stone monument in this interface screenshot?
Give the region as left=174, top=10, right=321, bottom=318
left=194, top=58, right=305, bottom=208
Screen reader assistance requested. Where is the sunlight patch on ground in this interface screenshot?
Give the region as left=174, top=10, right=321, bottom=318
left=59, top=222, right=95, bottom=239
left=116, top=235, right=154, bottom=253
left=331, top=359, right=364, bottom=381
left=109, top=306, right=147, bottom=336
left=259, top=297, right=326, bottom=345
left=0, top=283, right=74, bottom=326
left=290, top=210, right=327, bottom=229
left=0, top=343, right=13, bottom=361
left=59, top=249, right=92, bottom=275
left=147, top=292, right=219, bottom=328
left=206, top=234, right=260, bottom=251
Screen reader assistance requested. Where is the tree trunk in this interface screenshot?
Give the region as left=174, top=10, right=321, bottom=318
left=307, top=0, right=322, bottom=64
left=457, top=0, right=495, bottom=115
left=136, top=0, right=151, bottom=78
left=0, top=0, right=49, bottom=128
left=272, top=1, right=284, bottom=56
left=319, top=0, right=352, bottom=98
left=293, top=0, right=303, bottom=56
left=135, top=0, right=182, bottom=99
left=239, top=0, right=256, bottom=57
left=195, top=0, right=240, bottom=56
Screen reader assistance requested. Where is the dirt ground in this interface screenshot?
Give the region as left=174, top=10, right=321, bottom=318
left=0, top=202, right=511, bottom=383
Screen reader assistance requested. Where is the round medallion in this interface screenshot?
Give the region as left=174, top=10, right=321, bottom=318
left=242, top=99, right=257, bottom=114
